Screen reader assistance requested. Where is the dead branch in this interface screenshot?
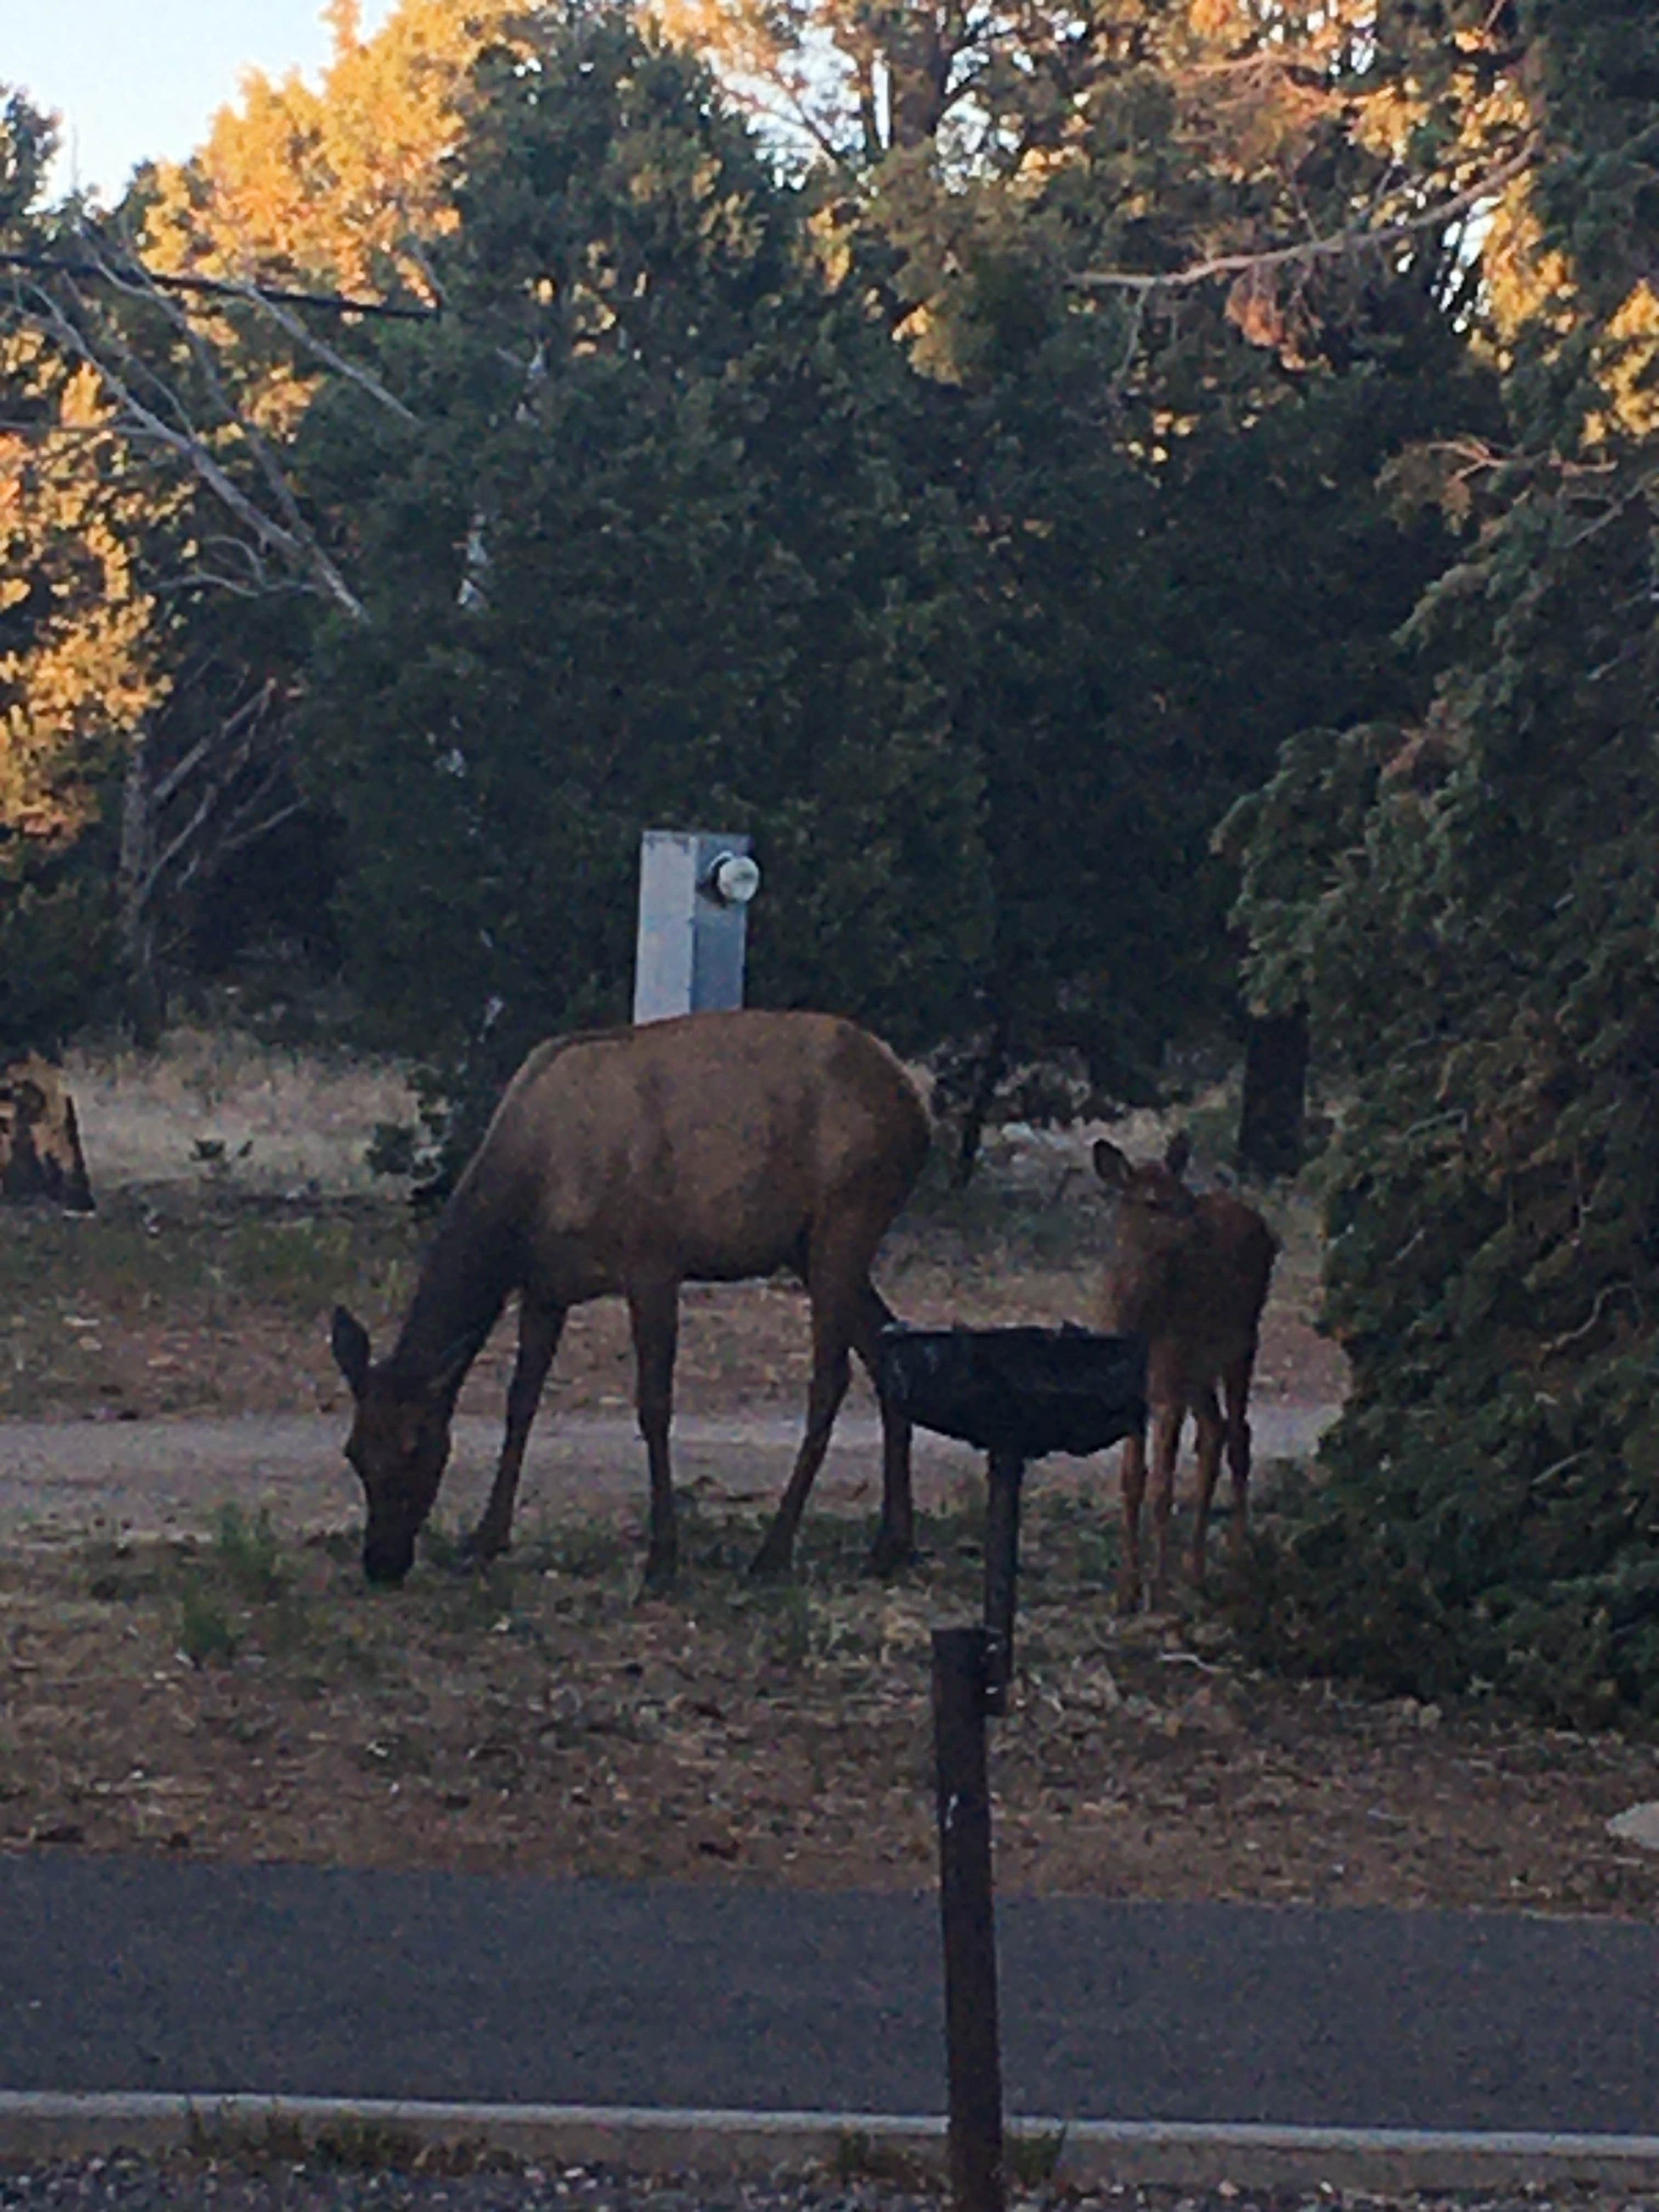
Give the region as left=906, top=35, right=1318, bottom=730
left=21, top=276, right=369, bottom=622
left=5, top=221, right=431, bottom=624
left=1070, top=142, right=1536, bottom=298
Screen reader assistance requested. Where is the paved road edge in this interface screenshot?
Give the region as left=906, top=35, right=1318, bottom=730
left=7, top=2095, right=1659, bottom=2191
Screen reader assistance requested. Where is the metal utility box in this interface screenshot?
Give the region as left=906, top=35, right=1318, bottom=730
left=632, top=830, right=760, bottom=1024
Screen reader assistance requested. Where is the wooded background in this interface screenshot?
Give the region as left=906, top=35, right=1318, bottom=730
left=3, top=0, right=1657, bottom=1718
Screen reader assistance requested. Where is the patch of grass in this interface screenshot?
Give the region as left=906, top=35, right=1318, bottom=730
left=1007, top=2126, right=1068, bottom=2187
left=213, top=1503, right=286, bottom=1602
left=528, top=1520, right=630, bottom=1581
left=181, top=2109, right=518, bottom=2177
left=65, top=1025, right=416, bottom=1194
left=830, top=2130, right=944, bottom=2192
left=417, top=1519, right=467, bottom=1575
left=220, top=1216, right=364, bottom=1308
left=1032, top=1487, right=1120, bottom=1590
left=750, top=1578, right=814, bottom=1672
left=177, top=1578, right=240, bottom=1668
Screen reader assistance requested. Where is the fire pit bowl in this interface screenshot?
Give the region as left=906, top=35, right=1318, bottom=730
left=878, top=1324, right=1147, bottom=1463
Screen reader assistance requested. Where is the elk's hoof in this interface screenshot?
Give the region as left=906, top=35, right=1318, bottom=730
left=866, top=1531, right=916, bottom=1579
left=748, top=1532, right=795, bottom=1579
left=640, top=1547, right=678, bottom=1595
left=458, top=1527, right=508, bottom=1573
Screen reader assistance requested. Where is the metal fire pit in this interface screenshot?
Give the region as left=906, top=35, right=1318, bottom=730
left=880, top=1324, right=1147, bottom=1712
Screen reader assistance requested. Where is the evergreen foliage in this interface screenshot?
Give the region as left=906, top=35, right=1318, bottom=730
left=300, top=11, right=989, bottom=1156
left=1226, top=0, right=1659, bottom=1723
left=0, top=91, right=145, bottom=1048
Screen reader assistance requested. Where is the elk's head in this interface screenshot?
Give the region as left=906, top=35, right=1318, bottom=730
left=331, top=1306, right=464, bottom=1585
left=1092, top=1131, right=1199, bottom=1273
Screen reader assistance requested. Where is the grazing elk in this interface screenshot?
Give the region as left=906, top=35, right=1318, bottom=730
left=331, top=1009, right=930, bottom=1590
left=1093, top=1131, right=1277, bottom=1612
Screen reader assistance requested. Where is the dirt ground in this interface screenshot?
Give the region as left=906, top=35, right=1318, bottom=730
left=0, top=1166, right=1345, bottom=1428
left=3, top=1077, right=1656, bottom=1917
left=4, top=1469, right=1659, bottom=1916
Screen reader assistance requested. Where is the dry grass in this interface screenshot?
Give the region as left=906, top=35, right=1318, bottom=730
left=0, top=1125, right=1344, bottom=1423
left=3, top=1492, right=1657, bottom=1914
left=61, top=1028, right=417, bottom=1196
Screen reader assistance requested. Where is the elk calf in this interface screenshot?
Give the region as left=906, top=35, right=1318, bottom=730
left=1093, top=1132, right=1277, bottom=1612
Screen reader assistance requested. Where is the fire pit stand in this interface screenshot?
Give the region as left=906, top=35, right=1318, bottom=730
left=878, top=1324, right=1147, bottom=2212
left=881, top=1324, right=1148, bottom=1709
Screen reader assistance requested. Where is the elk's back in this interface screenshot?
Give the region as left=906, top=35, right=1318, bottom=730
left=479, top=1009, right=928, bottom=1288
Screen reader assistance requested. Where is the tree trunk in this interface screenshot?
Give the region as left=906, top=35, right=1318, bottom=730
left=1236, top=1007, right=1309, bottom=1182
left=117, top=731, right=165, bottom=1047
left=951, top=1013, right=1011, bottom=1189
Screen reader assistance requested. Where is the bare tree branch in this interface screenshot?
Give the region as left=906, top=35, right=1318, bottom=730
left=210, top=275, right=418, bottom=425
left=21, top=275, right=370, bottom=620
left=1069, top=141, right=1537, bottom=297
left=5, top=219, right=430, bottom=624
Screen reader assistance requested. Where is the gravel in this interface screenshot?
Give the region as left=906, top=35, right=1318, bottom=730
left=0, top=2155, right=1642, bottom=2212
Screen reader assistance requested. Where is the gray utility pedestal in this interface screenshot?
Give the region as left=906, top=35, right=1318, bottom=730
left=632, top=830, right=759, bottom=1025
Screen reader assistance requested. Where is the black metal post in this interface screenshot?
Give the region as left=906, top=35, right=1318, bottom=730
left=932, top=1625, right=1005, bottom=2212
left=982, top=1449, right=1025, bottom=1716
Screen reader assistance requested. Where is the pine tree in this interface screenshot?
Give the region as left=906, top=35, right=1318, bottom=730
left=1226, top=0, right=1659, bottom=1723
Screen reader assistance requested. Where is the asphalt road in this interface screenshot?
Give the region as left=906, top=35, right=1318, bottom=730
left=0, top=1407, right=1338, bottom=1541
left=4, top=1857, right=1658, bottom=2131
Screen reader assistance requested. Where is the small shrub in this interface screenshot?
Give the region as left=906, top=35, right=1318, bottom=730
left=214, top=1504, right=286, bottom=1602
left=178, top=1579, right=239, bottom=1667
left=1007, top=2128, right=1068, bottom=2187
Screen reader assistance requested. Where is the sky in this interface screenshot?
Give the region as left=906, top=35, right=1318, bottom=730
left=4, top=0, right=396, bottom=202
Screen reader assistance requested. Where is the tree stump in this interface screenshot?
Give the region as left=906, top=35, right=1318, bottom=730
left=0, top=1054, right=95, bottom=1212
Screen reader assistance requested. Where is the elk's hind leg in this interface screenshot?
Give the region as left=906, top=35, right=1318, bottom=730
left=1221, top=1346, right=1256, bottom=1560
left=628, top=1274, right=681, bottom=1592
left=1188, top=1381, right=1224, bottom=1589
left=466, top=1294, right=565, bottom=1564
left=850, top=1278, right=914, bottom=1576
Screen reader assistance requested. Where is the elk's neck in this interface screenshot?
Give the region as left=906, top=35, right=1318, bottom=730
left=390, top=1168, right=524, bottom=1387
left=1102, top=1239, right=1182, bottom=1333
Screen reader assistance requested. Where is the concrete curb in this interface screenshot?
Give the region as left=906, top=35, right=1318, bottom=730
left=7, top=2094, right=1659, bottom=2192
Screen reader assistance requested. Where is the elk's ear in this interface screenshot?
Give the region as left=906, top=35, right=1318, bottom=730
left=331, top=1306, right=372, bottom=1398
left=1164, top=1130, right=1192, bottom=1180
left=1092, top=1139, right=1130, bottom=1189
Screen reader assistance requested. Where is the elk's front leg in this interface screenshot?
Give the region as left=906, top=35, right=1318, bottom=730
left=467, top=1295, right=565, bottom=1562
left=852, top=1278, right=914, bottom=1576
left=628, top=1276, right=680, bottom=1592
left=1147, top=1402, right=1184, bottom=1612
left=752, top=1228, right=857, bottom=1577
left=1116, top=1428, right=1148, bottom=1615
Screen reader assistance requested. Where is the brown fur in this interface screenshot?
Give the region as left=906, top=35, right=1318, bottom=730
left=1093, top=1131, right=1277, bottom=1612
left=0, top=1054, right=95, bottom=1214
left=332, top=1009, right=931, bottom=1587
